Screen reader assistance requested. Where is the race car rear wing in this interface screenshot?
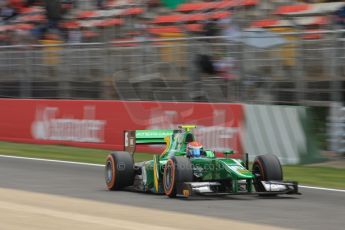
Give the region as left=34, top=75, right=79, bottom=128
left=124, top=129, right=175, bottom=153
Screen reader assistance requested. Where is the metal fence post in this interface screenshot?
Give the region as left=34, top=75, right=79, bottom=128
left=331, top=30, right=342, bottom=103
left=295, top=31, right=305, bottom=104
left=21, top=48, right=32, bottom=98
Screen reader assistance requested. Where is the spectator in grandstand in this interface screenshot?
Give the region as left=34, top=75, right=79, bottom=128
left=40, top=31, right=63, bottom=77
left=195, top=54, right=216, bottom=76
left=0, top=1, right=17, bottom=21
left=97, top=0, right=104, bottom=9
left=43, top=0, right=62, bottom=31
left=220, top=18, right=240, bottom=40
left=26, top=0, right=37, bottom=6
left=213, top=56, right=238, bottom=80
left=335, top=5, right=345, bottom=28
left=203, top=18, right=220, bottom=37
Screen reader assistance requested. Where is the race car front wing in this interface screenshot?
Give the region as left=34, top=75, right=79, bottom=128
left=181, top=181, right=300, bottom=197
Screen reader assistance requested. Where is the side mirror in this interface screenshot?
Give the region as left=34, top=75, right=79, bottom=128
left=223, top=150, right=234, bottom=156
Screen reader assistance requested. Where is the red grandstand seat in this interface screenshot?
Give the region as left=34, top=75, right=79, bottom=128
left=122, top=7, right=144, bottom=16
left=148, top=23, right=203, bottom=35
left=96, top=18, right=124, bottom=27
left=251, top=19, right=279, bottom=28
left=214, top=1, right=235, bottom=9
left=80, top=20, right=100, bottom=28
left=303, top=30, right=323, bottom=40
left=274, top=4, right=311, bottom=15
left=20, top=7, right=44, bottom=14
left=210, top=11, right=231, bottom=20
left=0, top=25, right=13, bottom=32
left=61, top=21, right=81, bottom=30
left=9, top=0, right=25, bottom=12
left=153, top=14, right=184, bottom=24
left=153, top=12, right=231, bottom=25
left=243, top=0, right=259, bottom=7
left=149, top=26, right=182, bottom=35
left=77, top=11, right=99, bottom=19
left=251, top=16, right=329, bottom=28
left=82, top=30, right=99, bottom=38
left=187, top=12, right=231, bottom=22
left=185, top=23, right=203, bottom=32
left=187, top=13, right=206, bottom=22
left=177, top=2, right=217, bottom=12
left=214, top=0, right=258, bottom=9
left=19, top=14, right=46, bottom=23
left=313, top=16, right=328, bottom=26
left=188, top=12, right=231, bottom=22
left=13, top=23, right=34, bottom=30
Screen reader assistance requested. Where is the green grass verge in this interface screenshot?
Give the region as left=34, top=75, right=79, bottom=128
left=0, top=142, right=153, bottom=164
left=283, top=166, right=345, bottom=189
left=0, top=142, right=344, bottom=189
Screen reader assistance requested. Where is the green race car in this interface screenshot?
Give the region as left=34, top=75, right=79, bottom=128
left=105, top=125, right=299, bottom=197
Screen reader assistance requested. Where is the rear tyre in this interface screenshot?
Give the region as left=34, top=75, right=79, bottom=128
left=252, top=154, right=283, bottom=193
left=163, top=156, right=193, bottom=198
left=105, top=151, right=134, bottom=190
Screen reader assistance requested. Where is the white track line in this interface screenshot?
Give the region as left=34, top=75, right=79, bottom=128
left=0, top=154, right=103, bottom=167
left=299, top=185, right=345, bottom=193
left=1, top=154, right=344, bottom=193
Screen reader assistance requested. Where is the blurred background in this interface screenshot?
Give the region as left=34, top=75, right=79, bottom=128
left=0, top=0, right=344, bottom=156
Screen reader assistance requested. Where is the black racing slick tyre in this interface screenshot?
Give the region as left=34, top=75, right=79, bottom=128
left=105, top=152, right=134, bottom=190
left=252, top=154, right=283, bottom=193
left=163, top=156, right=193, bottom=198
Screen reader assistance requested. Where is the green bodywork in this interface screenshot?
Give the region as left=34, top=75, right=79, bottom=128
left=131, top=126, right=254, bottom=194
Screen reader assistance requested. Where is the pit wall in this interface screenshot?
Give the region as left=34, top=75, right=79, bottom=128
left=0, top=99, right=319, bottom=164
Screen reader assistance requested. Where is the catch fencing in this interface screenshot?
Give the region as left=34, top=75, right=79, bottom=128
left=0, top=30, right=344, bottom=105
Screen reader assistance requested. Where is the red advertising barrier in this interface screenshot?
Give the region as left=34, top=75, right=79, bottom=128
left=0, top=99, right=244, bottom=158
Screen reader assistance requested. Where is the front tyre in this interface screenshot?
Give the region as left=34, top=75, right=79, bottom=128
left=252, top=154, right=283, bottom=193
left=163, top=156, right=193, bottom=198
left=105, top=152, right=134, bottom=190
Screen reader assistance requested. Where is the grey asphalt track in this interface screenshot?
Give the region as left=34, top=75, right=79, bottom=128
left=0, top=156, right=344, bottom=230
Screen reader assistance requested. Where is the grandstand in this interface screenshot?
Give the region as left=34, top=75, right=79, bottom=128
left=0, top=1, right=343, bottom=43
left=0, top=0, right=344, bottom=104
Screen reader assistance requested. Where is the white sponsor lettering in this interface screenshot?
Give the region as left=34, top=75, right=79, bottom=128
left=31, top=106, right=106, bottom=143
left=261, top=181, right=287, bottom=192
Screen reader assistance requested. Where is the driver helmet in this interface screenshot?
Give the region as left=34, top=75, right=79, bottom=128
left=187, top=141, right=203, bottom=158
